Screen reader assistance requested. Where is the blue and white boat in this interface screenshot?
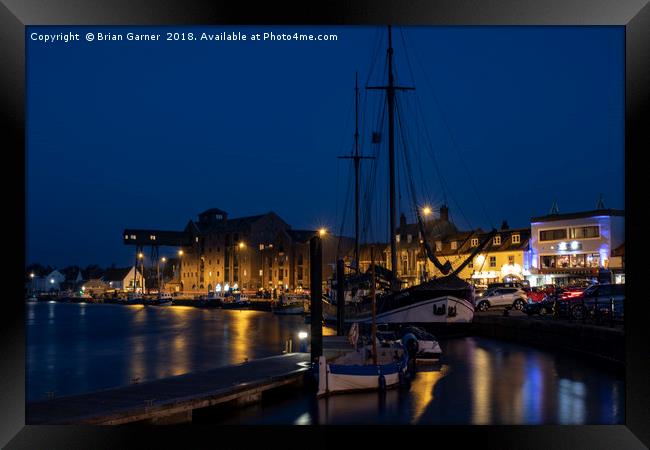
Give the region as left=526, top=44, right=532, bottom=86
left=316, top=339, right=410, bottom=397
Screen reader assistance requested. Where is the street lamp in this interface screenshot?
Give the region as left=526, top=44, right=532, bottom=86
left=159, top=257, right=167, bottom=292
left=138, top=252, right=144, bottom=293
left=177, top=250, right=184, bottom=293
left=422, top=206, right=432, bottom=217
left=318, top=228, right=327, bottom=237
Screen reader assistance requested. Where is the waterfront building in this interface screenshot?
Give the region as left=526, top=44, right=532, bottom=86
left=30, top=269, right=65, bottom=292
left=348, top=205, right=532, bottom=289
left=124, top=208, right=353, bottom=295
left=102, top=266, right=145, bottom=292
left=527, top=206, right=624, bottom=286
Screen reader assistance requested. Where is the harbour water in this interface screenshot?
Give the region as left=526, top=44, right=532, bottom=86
left=27, top=302, right=623, bottom=424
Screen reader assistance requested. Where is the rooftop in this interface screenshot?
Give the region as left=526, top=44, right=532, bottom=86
left=531, top=209, right=624, bottom=223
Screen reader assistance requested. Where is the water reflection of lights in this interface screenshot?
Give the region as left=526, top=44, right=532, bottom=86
left=230, top=310, right=256, bottom=364
left=472, top=346, right=492, bottom=424
left=171, top=332, right=189, bottom=376
left=411, top=364, right=449, bottom=423
left=558, top=378, right=586, bottom=424
left=521, top=356, right=544, bottom=424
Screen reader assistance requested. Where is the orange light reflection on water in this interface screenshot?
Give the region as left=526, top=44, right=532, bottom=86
left=411, top=364, right=449, bottom=423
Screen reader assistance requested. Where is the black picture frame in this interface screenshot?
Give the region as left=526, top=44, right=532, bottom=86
left=2, top=0, right=648, bottom=448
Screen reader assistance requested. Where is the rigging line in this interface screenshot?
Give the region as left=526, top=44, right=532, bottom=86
left=399, top=29, right=451, bottom=210
left=407, top=31, right=494, bottom=229
left=362, top=93, right=386, bottom=243
left=333, top=91, right=356, bottom=252
left=337, top=163, right=354, bottom=258
left=365, top=27, right=383, bottom=88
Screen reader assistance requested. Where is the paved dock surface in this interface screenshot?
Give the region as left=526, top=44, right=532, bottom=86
left=27, top=353, right=310, bottom=425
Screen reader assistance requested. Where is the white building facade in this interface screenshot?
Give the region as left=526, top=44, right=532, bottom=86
left=528, top=209, right=624, bottom=286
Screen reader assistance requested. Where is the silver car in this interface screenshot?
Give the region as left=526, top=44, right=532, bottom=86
left=475, top=287, right=528, bottom=312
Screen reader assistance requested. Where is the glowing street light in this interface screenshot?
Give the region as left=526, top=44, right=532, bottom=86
left=318, top=228, right=327, bottom=237
left=138, top=252, right=144, bottom=259
left=178, top=249, right=184, bottom=256
left=238, top=242, right=245, bottom=249
left=161, top=257, right=167, bottom=263
left=30, top=273, right=35, bottom=278
left=422, top=206, right=432, bottom=216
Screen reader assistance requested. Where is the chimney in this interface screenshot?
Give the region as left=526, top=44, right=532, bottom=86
left=501, top=220, right=509, bottom=230
left=439, top=205, right=449, bottom=222
left=399, top=213, right=407, bottom=232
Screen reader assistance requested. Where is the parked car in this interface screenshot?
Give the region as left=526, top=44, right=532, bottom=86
left=523, top=297, right=570, bottom=317
left=487, top=281, right=529, bottom=292
left=527, top=286, right=547, bottom=303
left=558, top=286, right=586, bottom=300
left=475, top=287, right=528, bottom=312
left=568, top=283, right=625, bottom=320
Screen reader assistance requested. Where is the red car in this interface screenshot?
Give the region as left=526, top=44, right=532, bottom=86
left=527, top=287, right=547, bottom=302
left=559, top=286, right=586, bottom=300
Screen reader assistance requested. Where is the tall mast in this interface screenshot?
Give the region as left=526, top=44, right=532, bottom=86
left=367, top=25, right=413, bottom=290
left=354, top=72, right=360, bottom=270
left=339, top=72, right=374, bottom=272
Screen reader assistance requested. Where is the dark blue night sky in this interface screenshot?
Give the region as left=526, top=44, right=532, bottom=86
left=26, top=26, right=624, bottom=267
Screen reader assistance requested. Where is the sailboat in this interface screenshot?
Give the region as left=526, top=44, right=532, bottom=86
left=317, top=248, right=411, bottom=397
left=330, top=26, right=497, bottom=327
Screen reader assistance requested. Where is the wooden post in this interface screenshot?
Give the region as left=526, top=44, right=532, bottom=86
left=336, top=259, right=345, bottom=336
left=310, top=236, right=323, bottom=364
left=371, top=247, right=377, bottom=365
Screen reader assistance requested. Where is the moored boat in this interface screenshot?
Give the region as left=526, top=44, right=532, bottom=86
left=144, top=292, right=173, bottom=306
left=316, top=340, right=410, bottom=397
left=272, top=294, right=308, bottom=315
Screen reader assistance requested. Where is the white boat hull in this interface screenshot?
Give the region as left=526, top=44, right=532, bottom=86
left=324, top=295, right=474, bottom=324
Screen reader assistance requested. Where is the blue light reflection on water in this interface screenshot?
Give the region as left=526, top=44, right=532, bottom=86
left=27, top=302, right=624, bottom=424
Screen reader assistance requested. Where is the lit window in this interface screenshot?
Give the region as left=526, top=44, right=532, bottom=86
left=130, top=235, right=136, bottom=240
left=259, top=244, right=264, bottom=251
left=471, top=238, right=479, bottom=247
left=195, top=237, right=199, bottom=242
left=150, top=235, right=156, bottom=240
left=407, top=234, right=412, bottom=243
left=435, top=241, right=442, bottom=251
left=493, top=236, right=501, bottom=246
left=124, top=235, right=129, bottom=240
left=512, top=234, right=520, bottom=244
left=396, top=235, right=401, bottom=243
left=489, top=256, right=496, bottom=267
left=450, top=241, right=457, bottom=250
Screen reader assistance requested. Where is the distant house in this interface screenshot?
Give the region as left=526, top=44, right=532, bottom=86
left=102, top=266, right=145, bottom=292
left=32, top=270, right=65, bottom=292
